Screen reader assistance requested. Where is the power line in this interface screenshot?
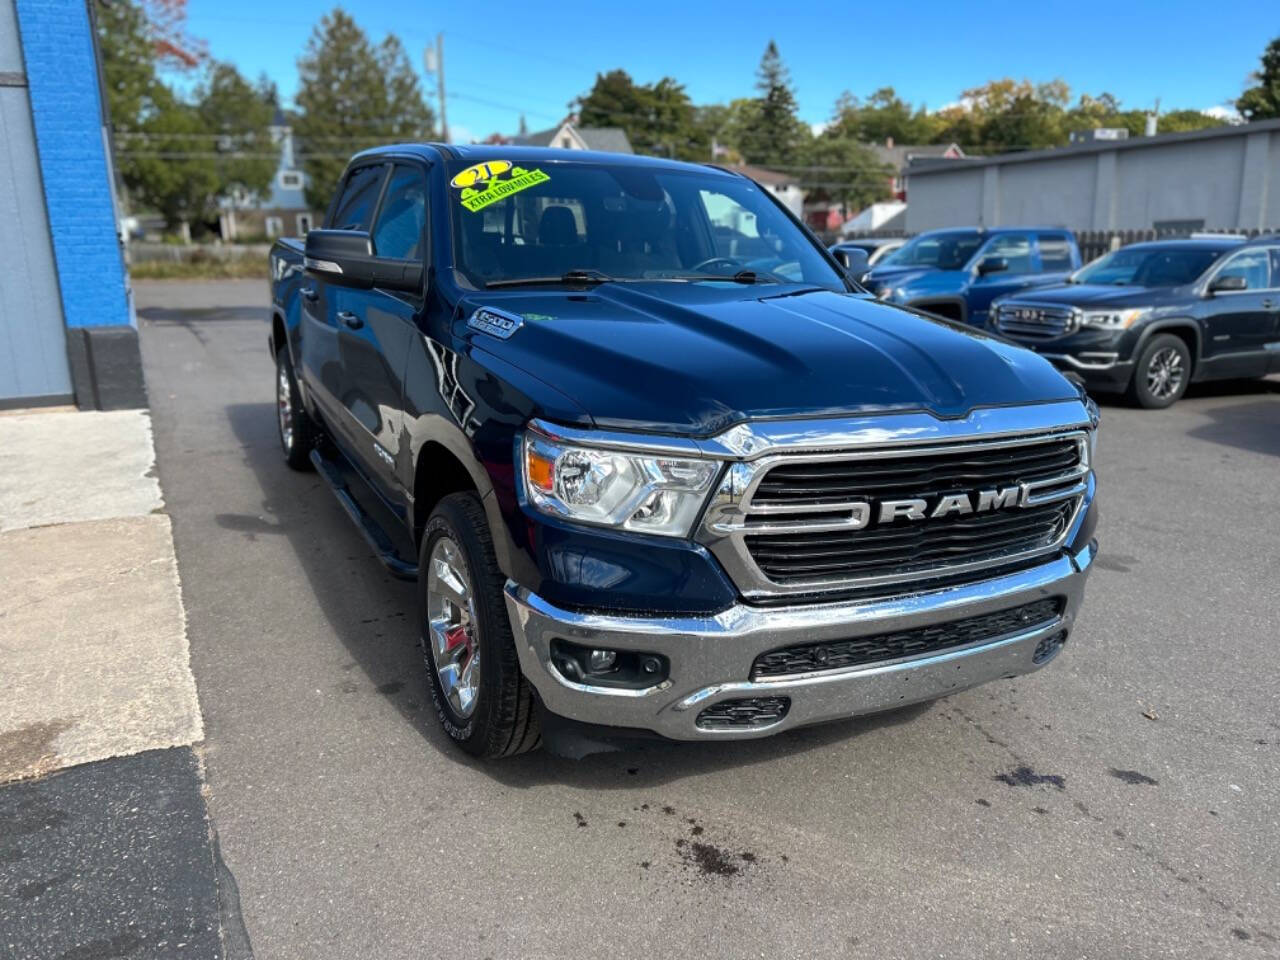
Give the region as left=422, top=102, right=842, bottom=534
left=447, top=91, right=560, bottom=123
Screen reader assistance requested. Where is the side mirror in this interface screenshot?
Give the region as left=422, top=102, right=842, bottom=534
left=304, top=229, right=423, bottom=293
left=977, top=256, right=1009, bottom=276
left=1208, top=274, right=1247, bottom=294
left=832, top=246, right=870, bottom=275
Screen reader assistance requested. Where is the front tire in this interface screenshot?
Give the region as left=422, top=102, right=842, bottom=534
left=276, top=348, right=316, bottom=470
left=1127, top=333, right=1191, bottom=409
left=419, top=492, right=540, bottom=758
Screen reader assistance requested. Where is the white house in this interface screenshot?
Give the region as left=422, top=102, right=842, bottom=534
left=508, top=121, right=633, bottom=154
left=726, top=165, right=805, bottom=219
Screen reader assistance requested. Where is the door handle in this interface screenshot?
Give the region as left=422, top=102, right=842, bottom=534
left=300, top=286, right=318, bottom=302
left=338, top=311, right=364, bottom=330
left=1262, top=298, right=1277, bottom=311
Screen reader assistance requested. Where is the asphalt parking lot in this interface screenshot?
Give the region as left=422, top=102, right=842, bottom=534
left=136, top=279, right=1279, bottom=960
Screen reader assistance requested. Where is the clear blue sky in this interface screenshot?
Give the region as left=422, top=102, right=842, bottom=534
left=184, top=0, right=1278, bottom=141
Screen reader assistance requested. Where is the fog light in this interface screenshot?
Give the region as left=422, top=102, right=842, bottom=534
left=550, top=639, right=669, bottom=690
left=588, top=649, right=617, bottom=672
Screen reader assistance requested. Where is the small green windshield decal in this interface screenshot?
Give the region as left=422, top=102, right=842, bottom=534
left=457, top=165, right=550, bottom=213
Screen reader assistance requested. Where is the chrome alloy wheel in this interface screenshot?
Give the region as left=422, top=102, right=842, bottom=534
left=1146, top=347, right=1185, bottom=400
left=426, top=537, right=481, bottom=719
left=277, top=365, right=294, bottom=451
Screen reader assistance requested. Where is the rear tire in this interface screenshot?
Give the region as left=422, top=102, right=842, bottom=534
left=419, top=492, right=540, bottom=758
left=276, top=348, right=316, bottom=470
left=1127, top=333, right=1191, bottom=409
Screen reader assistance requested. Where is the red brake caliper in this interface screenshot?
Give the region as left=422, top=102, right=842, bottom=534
left=443, top=625, right=473, bottom=663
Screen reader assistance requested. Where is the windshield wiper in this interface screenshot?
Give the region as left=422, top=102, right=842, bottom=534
left=485, top=269, right=615, bottom=289
left=664, top=270, right=780, bottom=284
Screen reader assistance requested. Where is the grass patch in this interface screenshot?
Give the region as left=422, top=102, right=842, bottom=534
left=129, top=256, right=266, bottom=281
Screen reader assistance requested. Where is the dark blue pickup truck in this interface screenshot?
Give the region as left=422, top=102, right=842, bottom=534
left=863, top=227, right=1082, bottom=329
left=269, top=144, right=1098, bottom=758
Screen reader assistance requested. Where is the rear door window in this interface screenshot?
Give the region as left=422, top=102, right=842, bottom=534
left=371, top=164, right=427, bottom=260
left=1037, top=234, right=1075, bottom=271
left=329, top=164, right=387, bottom=231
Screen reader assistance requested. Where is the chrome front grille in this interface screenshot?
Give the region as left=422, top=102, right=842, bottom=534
left=700, top=431, right=1089, bottom=599
left=995, top=304, right=1077, bottom=340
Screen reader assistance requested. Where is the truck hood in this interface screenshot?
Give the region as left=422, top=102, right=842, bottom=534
left=460, top=282, right=1078, bottom=436
left=999, top=283, right=1190, bottom=309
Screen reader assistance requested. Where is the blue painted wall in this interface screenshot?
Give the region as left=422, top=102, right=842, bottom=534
left=13, top=0, right=130, bottom=330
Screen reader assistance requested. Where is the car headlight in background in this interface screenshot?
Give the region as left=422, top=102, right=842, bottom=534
left=1078, top=308, right=1148, bottom=330
left=523, top=430, right=719, bottom=537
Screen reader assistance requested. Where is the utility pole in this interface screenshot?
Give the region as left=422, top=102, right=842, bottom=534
left=424, top=34, right=448, bottom=143
left=436, top=33, right=448, bottom=144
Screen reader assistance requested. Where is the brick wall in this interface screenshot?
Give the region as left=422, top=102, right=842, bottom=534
left=13, top=0, right=129, bottom=330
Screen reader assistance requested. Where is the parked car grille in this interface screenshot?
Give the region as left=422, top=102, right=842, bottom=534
left=750, top=598, right=1063, bottom=679
left=735, top=434, right=1087, bottom=591
left=995, top=304, right=1077, bottom=340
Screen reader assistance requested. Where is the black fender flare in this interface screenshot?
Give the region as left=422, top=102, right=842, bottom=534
left=403, top=414, right=520, bottom=579
left=1133, top=318, right=1202, bottom=366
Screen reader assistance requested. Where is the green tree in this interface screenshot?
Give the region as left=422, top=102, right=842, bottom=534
left=577, top=69, right=649, bottom=131
left=125, top=86, right=221, bottom=229
left=1237, top=36, right=1280, bottom=121
left=97, top=0, right=218, bottom=230
left=706, top=98, right=763, bottom=162
left=797, top=134, right=892, bottom=214
left=196, top=62, right=279, bottom=205
left=95, top=0, right=157, bottom=133
left=576, top=70, right=702, bottom=160
left=1157, top=109, right=1225, bottom=133
left=294, top=9, right=435, bottom=210
left=829, top=87, right=944, bottom=145
left=738, top=41, right=808, bottom=166
left=941, top=78, right=1070, bottom=152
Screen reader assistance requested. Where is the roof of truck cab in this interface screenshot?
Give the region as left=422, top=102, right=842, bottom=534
left=348, top=142, right=739, bottom=178
left=919, top=226, right=1074, bottom=235
left=1111, top=237, right=1245, bottom=252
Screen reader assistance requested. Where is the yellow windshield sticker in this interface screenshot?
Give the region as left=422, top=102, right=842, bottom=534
left=449, top=160, right=511, bottom=189
left=453, top=163, right=550, bottom=213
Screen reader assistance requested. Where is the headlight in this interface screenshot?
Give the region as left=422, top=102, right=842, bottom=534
left=1077, top=385, right=1100, bottom=461
left=523, top=430, right=719, bottom=537
left=1079, top=308, right=1148, bottom=330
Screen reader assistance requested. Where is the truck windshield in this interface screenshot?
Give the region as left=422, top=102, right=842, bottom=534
left=446, top=159, right=845, bottom=291
left=1073, top=247, right=1224, bottom=287
left=880, top=231, right=984, bottom=270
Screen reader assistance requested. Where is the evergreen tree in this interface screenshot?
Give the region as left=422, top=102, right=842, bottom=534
left=294, top=9, right=435, bottom=210
left=738, top=41, right=807, bottom=166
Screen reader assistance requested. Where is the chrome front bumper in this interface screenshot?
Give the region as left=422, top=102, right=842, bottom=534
left=504, top=539, right=1096, bottom=741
